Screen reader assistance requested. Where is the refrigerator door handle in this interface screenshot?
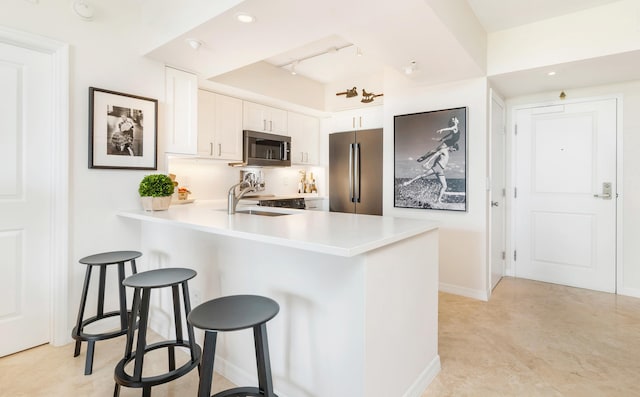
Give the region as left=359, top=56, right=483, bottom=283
left=354, top=143, right=361, bottom=202
left=348, top=143, right=354, bottom=202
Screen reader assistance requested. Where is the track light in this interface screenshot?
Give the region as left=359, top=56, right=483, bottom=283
left=290, top=60, right=299, bottom=75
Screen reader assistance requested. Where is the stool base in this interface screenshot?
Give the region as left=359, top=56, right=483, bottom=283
left=113, top=340, right=201, bottom=396
left=212, top=386, right=279, bottom=397
left=72, top=310, right=134, bottom=375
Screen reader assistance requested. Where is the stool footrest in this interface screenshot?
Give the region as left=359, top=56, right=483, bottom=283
left=212, top=386, right=278, bottom=397
left=71, top=310, right=135, bottom=341
left=114, top=340, right=201, bottom=388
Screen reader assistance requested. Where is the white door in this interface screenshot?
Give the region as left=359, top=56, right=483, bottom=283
left=0, top=41, right=53, bottom=356
left=514, top=99, right=617, bottom=293
left=490, top=94, right=506, bottom=290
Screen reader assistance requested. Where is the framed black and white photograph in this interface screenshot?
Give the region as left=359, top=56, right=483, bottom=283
left=88, top=87, right=158, bottom=170
left=394, top=107, right=467, bottom=211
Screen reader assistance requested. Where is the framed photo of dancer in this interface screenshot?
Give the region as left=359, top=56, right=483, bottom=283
left=393, top=107, right=467, bottom=211
left=88, top=87, right=158, bottom=170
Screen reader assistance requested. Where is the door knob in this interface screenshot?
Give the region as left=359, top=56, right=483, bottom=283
left=491, top=201, right=499, bottom=207
left=593, top=182, right=612, bottom=200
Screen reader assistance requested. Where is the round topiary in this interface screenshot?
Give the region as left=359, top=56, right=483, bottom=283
left=138, top=174, right=175, bottom=197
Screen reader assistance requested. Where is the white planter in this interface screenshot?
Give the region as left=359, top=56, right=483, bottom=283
left=140, top=196, right=172, bottom=211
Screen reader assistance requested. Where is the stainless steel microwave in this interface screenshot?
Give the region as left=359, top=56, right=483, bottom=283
left=242, top=130, right=291, bottom=167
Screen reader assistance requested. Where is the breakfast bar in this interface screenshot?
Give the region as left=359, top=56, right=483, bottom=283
left=118, top=201, right=440, bottom=397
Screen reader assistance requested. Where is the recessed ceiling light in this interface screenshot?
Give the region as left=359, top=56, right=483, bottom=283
left=71, top=0, right=94, bottom=21
left=547, top=71, right=557, bottom=76
left=185, top=38, right=202, bottom=50
left=235, top=13, right=255, bottom=23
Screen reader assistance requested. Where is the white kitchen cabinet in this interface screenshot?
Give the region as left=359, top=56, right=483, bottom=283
left=197, top=90, right=243, bottom=160
left=243, top=101, right=287, bottom=135
left=165, top=66, right=198, bottom=154
left=287, top=112, right=319, bottom=165
left=331, top=106, right=383, bottom=132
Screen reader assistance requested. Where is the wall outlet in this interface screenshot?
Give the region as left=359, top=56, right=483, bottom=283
left=191, top=289, right=202, bottom=307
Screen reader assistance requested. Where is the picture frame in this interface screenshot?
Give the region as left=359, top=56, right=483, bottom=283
left=88, top=87, right=158, bottom=170
left=394, top=107, right=467, bottom=211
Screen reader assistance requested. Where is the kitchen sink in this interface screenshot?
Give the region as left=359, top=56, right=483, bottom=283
left=234, top=209, right=290, bottom=217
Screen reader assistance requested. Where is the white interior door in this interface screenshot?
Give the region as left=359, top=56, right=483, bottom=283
left=0, top=41, right=53, bottom=356
left=514, top=99, right=617, bottom=293
left=490, top=94, right=506, bottom=290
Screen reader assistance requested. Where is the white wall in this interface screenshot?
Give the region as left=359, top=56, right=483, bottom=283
left=504, top=80, right=640, bottom=298
left=488, top=0, right=640, bottom=76
left=383, top=72, right=490, bottom=300
left=0, top=0, right=167, bottom=339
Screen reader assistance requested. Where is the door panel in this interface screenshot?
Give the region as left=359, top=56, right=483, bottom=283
left=329, top=131, right=356, bottom=213
left=0, top=42, right=52, bottom=356
left=355, top=129, right=383, bottom=215
left=515, top=99, right=616, bottom=293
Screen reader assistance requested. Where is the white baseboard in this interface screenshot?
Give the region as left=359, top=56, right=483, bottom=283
left=439, top=282, right=488, bottom=301
left=402, top=355, right=441, bottom=397
left=617, top=286, right=640, bottom=299
left=214, top=355, right=291, bottom=397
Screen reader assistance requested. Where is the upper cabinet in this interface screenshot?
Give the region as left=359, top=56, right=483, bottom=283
left=330, top=106, right=383, bottom=132
left=197, top=90, right=243, bottom=160
left=243, top=101, right=287, bottom=135
left=165, top=66, right=198, bottom=154
left=287, top=112, right=319, bottom=165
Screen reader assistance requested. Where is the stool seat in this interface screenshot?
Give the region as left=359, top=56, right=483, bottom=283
left=79, top=250, right=142, bottom=266
left=188, top=295, right=279, bottom=332
left=188, top=295, right=279, bottom=397
left=123, top=267, right=196, bottom=289
left=72, top=250, right=140, bottom=375
left=114, top=267, right=200, bottom=397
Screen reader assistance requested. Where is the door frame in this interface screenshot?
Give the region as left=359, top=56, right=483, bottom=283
left=0, top=26, right=70, bottom=346
left=508, top=94, right=623, bottom=293
left=487, top=89, right=506, bottom=298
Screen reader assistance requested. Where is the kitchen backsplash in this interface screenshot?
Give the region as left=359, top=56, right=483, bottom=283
left=167, top=157, right=326, bottom=200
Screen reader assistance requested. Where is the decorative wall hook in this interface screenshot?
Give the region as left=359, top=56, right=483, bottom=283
left=336, top=87, right=358, bottom=98
left=361, top=89, right=384, bottom=103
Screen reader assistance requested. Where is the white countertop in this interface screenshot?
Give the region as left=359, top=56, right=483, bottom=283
left=118, top=200, right=438, bottom=257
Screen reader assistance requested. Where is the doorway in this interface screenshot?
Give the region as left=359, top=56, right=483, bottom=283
left=513, top=98, right=618, bottom=293
left=490, top=91, right=507, bottom=291
left=0, top=27, right=69, bottom=355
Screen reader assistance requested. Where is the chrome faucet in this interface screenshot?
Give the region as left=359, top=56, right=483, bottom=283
left=228, top=181, right=257, bottom=214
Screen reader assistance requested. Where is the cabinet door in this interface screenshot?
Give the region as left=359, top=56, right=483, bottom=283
left=243, top=101, right=266, bottom=132
left=288, top=112, right=319, bottom=164
left=330, top=106, right=383, bottom=132
left=165, top=67, right=198, bottom=154
left=197, top=89, right=215, bottom=157
left=358, top=106, right=383, bottom=130
left=243, top=101, right=288, bottom=134
left=268, top=107, right=288, bottom=135
left=213, top=94, right=243, bottom=160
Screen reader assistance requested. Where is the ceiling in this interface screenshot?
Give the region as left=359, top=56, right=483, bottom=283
left=143, top=0, right=636, bottom=100
left=467, top=0, right=623, bottom=32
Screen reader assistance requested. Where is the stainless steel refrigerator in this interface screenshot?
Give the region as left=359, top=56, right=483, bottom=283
left=329, top=129, right=383, bottom=215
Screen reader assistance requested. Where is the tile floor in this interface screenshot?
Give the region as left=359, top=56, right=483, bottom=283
left=423, top=277, right=640, bottom=397
left=1, top=277, right=639, bottom=397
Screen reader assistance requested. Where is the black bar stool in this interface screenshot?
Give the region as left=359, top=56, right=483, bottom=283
left=188, top=295, right=280, bottom=397
left=72, top=250, right=141, bottom=375
left=114, top=268, right=201, bottom=397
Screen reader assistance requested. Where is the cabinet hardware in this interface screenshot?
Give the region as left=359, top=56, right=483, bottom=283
left=218, top=143, right=222, bottom=157
left=209, top=142, right=213, bottom=156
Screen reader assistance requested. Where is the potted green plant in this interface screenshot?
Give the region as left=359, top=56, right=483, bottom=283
left=138, top=174, right=175, bottom=211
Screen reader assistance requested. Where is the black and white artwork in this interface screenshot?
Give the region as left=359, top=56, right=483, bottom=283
left=394, top=107, right=467, bottom=211
left=89, top=87, right=157, bottom=170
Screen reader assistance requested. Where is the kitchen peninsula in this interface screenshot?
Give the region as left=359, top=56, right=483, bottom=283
left=118, top=201, right=440, bottom=397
